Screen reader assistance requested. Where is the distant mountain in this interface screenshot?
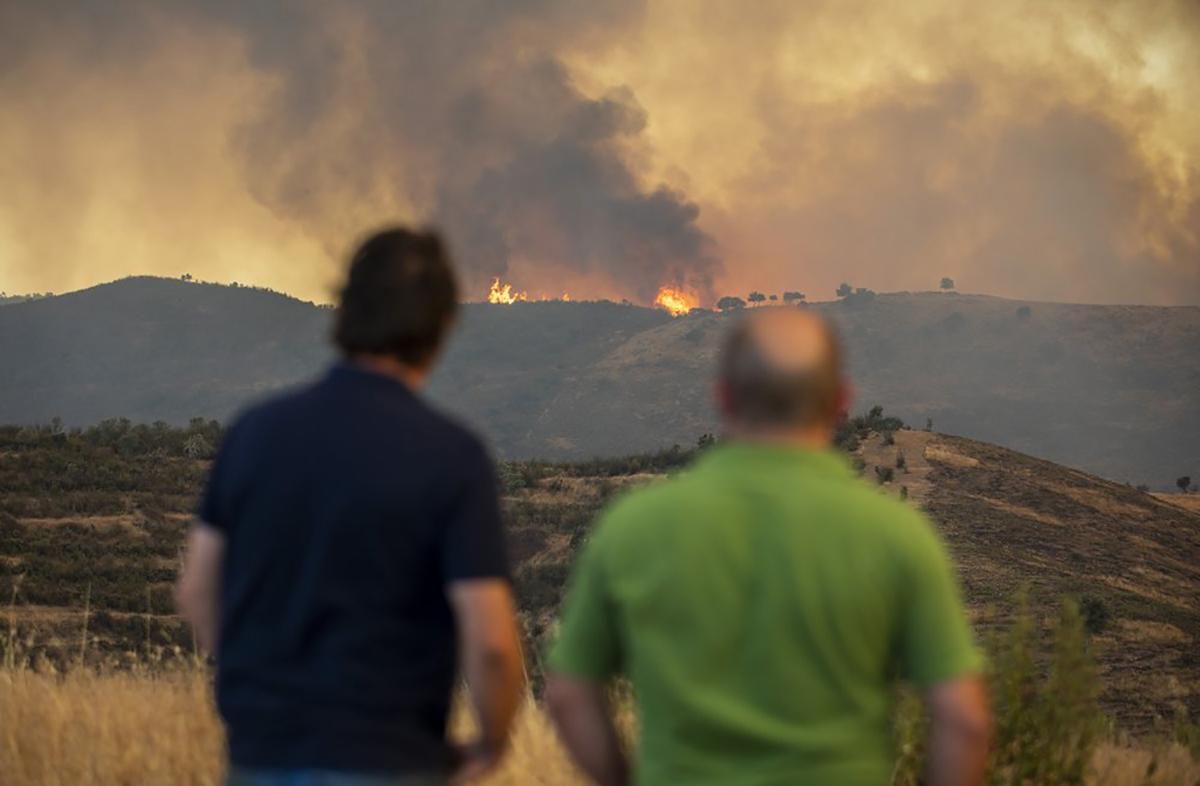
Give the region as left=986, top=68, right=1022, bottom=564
left=0, top=276, right=1196, bottom=487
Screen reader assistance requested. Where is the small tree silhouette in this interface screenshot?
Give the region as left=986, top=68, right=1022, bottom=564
left=1178, top=476, right=1192, bottom=493
left=717, top=296, right=746, bottom=311
left=748, top=291, right=767, bottom=305
left=940, top=277, right=955, bottom=290
left=836, top=282, right=853, bottom=298
left=782, top=291, right=805, bottom=303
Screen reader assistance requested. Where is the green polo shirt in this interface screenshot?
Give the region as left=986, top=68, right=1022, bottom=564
left=547, top=442, right=982, bottom=786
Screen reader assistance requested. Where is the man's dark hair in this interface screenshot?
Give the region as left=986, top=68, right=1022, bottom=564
left=333, top=227, right=459, bottom=366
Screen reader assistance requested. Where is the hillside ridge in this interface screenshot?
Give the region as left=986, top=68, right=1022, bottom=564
left=0, top=276, right=1196, bottom=487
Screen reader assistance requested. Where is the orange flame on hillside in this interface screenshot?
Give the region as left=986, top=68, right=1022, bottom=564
left=487, top=279, right=574, bottom=304
left=488, top=278, right=528, bottom=304
left=654, top=286, right=698, bottom=317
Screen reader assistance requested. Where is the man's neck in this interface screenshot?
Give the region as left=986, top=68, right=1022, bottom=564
left=346, top=354, right=428, bottom=390
left=723, top=423, right=834, bottom=451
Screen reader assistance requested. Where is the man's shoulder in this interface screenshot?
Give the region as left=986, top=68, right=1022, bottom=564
left=589, top=470, right=707, bottom=546
left=222, top=381, right=317, bottom=439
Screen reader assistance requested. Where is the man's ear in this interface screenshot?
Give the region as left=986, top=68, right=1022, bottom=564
left=834, top=379, right=854, bottom=421
left=714, top=378, right=735, bottom=421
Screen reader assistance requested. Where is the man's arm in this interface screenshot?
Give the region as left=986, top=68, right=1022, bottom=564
left=924, top=675, right=992, bottom=786
left=174, top=521, right=225, bottom=655
left=896, top=512, right=992, bottom=786
left=545, top=674, right=629, bottom=786
left=448, top=578, right=524, bottom=782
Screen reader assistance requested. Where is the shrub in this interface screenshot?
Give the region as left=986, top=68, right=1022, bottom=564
left=895, top=451, right=907, bottom=471
left=892, top=595, right=1104, bottom=786
left=875, top=466, right=895, bottom=484
left=989, top=595, right=1102, bottom=786
left=1080, top=595, right=1111, bottom=635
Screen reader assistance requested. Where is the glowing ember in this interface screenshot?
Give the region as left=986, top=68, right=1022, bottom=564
left=654, top=286, right=698, bottom=317
left=488, top=278, right=528, bottom=305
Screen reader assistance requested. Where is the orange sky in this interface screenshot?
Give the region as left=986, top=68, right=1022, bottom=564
left=1, top=0, right=1197, bottom=305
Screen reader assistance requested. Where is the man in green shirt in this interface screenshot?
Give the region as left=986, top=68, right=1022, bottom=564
left=545, top=309, right=990, bottom=786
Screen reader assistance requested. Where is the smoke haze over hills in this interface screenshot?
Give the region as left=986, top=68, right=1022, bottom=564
left=1, top=0, right=1197, bottom=305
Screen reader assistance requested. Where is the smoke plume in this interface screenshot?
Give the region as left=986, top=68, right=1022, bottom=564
left=0, top=0, right=1196, bottom=305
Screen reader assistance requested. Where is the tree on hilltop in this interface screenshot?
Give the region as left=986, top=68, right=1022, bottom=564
left=748, top=292, right=767, bottom=305
left=836, top=282, right=853, bottom=297
left=783, top=291, right=806, bottom=303
left=941, top=277, right=955, bottom=290
left=717, top=296, right=746, bottom=311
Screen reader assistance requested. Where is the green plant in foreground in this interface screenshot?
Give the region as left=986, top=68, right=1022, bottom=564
left=988, top=595, right=1102, bottom=786
left=891, top=594, right=1103, bottom=786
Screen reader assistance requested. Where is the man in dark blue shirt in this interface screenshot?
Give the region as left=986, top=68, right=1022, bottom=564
left=177, top=228, right=523, bottom=786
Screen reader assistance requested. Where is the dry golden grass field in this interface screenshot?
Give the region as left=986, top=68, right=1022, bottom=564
left=1, top=666, right=1198, bottom=786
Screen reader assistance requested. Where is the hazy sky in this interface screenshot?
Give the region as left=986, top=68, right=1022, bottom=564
left=2, top=0, right=1197, bottom=305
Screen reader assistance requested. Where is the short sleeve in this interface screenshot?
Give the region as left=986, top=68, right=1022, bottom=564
left=196, top=421, right=242, bottom=534
left=897, top=516, right=984, bottom=688
left=546, top=530, right=621, bottom=681
left=440, top=439, right=510, bottom=583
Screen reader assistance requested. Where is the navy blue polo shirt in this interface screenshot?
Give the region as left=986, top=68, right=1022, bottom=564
left=198, top=362, right=509, bottom=774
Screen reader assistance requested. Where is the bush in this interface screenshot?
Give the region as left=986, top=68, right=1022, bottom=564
left=1080, top=594, right=1111, bottom=635
left=895, top=451, right=907, bottom=471
left=893, top=595, right=1104, bottom=786
left=875, top=466, right=895, bottom=484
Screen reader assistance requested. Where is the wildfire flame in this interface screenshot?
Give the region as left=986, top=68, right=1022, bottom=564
left=486, top=278, right=573, bottom=304
left=654, top=286, right=698, bottom=317
left=488, top=278, right=528, bottom=305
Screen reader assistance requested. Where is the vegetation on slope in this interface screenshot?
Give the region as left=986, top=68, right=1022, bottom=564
left=1, top=414, right=1197, bottom=731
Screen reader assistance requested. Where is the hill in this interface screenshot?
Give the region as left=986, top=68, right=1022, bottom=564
left=0, top=420, right=1197, bottom=730
left=0, top=276, right=1196, bottom=487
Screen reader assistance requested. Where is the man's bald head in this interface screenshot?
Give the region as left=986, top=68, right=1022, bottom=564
left=718, top=309, right=846, bottom=432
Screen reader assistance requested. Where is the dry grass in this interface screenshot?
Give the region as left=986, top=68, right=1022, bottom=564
left=0, top=667, right=223, bottom=786
left=1, top=667, right=1197, bottom=786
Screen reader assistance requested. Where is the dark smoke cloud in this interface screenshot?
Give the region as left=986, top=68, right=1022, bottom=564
left=212, top=0, right=719, bottom=298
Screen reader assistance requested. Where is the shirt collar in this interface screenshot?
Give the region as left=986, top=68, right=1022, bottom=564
left=328, top=360, right=417, bottom=396
left=697, top=440, right=854, bottom=479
